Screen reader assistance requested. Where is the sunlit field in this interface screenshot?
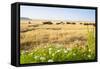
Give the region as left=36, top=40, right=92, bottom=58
left=20, top=20, right=95, bottom=64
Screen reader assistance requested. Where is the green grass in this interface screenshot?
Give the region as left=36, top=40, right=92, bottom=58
left=20, top=39, right=95, bottom=64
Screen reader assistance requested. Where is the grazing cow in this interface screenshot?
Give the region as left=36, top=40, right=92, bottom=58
left=84, top=23, right=90, bottom=25
left=43, top=21, right=53, bottom=25
left=84, top=23, right=95, bottom=27
left=56, top=23, right=61, bottom=25
left=92, top=23, right=95, bottom=26
left=66, top=22, right=71, bottom=24
left=71, top=22, right=76, bottom=25
left=80, top=23, right=83, bottom=24
left=66, top=22, right=76, bottom=25
left=89, top=23, right=95, bottom=26
left=28, top=21, right=31, bottom=24
left=56, top=22, right=64, bottom=25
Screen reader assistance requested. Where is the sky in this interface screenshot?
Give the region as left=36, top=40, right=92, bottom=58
left=20, top=5, right=95, bottom=22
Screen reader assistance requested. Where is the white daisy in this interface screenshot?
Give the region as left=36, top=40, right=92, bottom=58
left=49, top=50, right=52, bottom=54
left=49, top=48, right=52, bottom=51
left=56, top=49, right=61, bottom=53
left=34, top=56, right=39, bottom=59
left=40, top=57, right=46, bottom=61
left=73, top=53, right=76, bottom=56
left=88, top=49, right=91, bottom=52
left=64, top=49, right=68, bottom=53
left=88, top=55, right=91, bottom=58
left=29, top=52, right=33, bottom=55
left=48, top=59, right=53, bottom=62
left=52, top=53, right=55, bottom=56
left=67, top=48, right=71, bottom=51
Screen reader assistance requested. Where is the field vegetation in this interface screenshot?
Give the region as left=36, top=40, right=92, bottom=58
left=20, top=20, right=95, bottom=64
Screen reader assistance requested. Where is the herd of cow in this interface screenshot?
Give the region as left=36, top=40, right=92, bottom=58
left=43, top=21, right=76, bottom=25
left=43, top=21, right=95, bottom=26
left=28, top=21, right=95, bottom=26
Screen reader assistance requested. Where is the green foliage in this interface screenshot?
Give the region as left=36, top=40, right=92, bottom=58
left=20, top=42, right=95, bottom=64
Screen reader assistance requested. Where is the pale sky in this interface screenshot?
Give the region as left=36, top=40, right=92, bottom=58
left=20, top=5, right=95, bottom=22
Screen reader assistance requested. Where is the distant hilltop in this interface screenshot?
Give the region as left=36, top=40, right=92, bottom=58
left=20, top=17, right=32, bottom=20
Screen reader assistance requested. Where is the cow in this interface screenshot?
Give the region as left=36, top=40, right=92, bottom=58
left=43, top=21, right=53, bottom=25
left=66, top=22, right=71, bottom=24
left=28, top=21, right=31, bottom=24
left=80, top=23, right=83, bottom=25
left=71, top=22, right=76, bottom=25
left=84, top=23, right=95, bottom=27
left=56, top=22, right=64, bottom=25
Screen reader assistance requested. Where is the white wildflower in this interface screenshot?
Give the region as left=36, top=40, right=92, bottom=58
left=56, top=49, right=61, bottom=53
left=34, top=56, right=39, bottom=59
left=88, top=49, right=91, bottom=52
left=25, top=51, right=28, bottom=53
left=49, top=50, right=52, bottom=54
left=52, top=53, right=55, bottom=56
left=43, top=53, right=46, bottom=56
left=49, top=48, right=53, bottom=54
left=73, top=53, right=76, bottom=56
left=29, top=52, right=33, bottom=55
left=40, top=57, right=46, bottom=61
left=64, top=49, right=68, bottom=53
left=88, top=55, right=91, bottom=58
left=21, top=51, right=25, bottom=54
left=67, top=48, right=71, bottom=51
left=49, top=48, right=52, bottom=51
left=48, top=59, right=53, bottom=62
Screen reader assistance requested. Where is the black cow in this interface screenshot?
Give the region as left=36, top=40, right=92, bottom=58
left=66, top=22, right=71, bottom=24
left=43, top=21, right=53, bottom=25
left=71, top=22, right=76, bottom=25
left=84, top=23, right=95, bottom=26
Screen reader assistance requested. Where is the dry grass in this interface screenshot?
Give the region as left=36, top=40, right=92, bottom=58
left=20, top=22, right=94, bottom=51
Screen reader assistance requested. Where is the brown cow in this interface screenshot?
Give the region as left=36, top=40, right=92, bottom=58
left=28, top=21, right=31, bottom=24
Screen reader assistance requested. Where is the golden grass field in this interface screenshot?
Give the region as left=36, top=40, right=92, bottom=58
left=20, top=20, right=95, bottom=64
